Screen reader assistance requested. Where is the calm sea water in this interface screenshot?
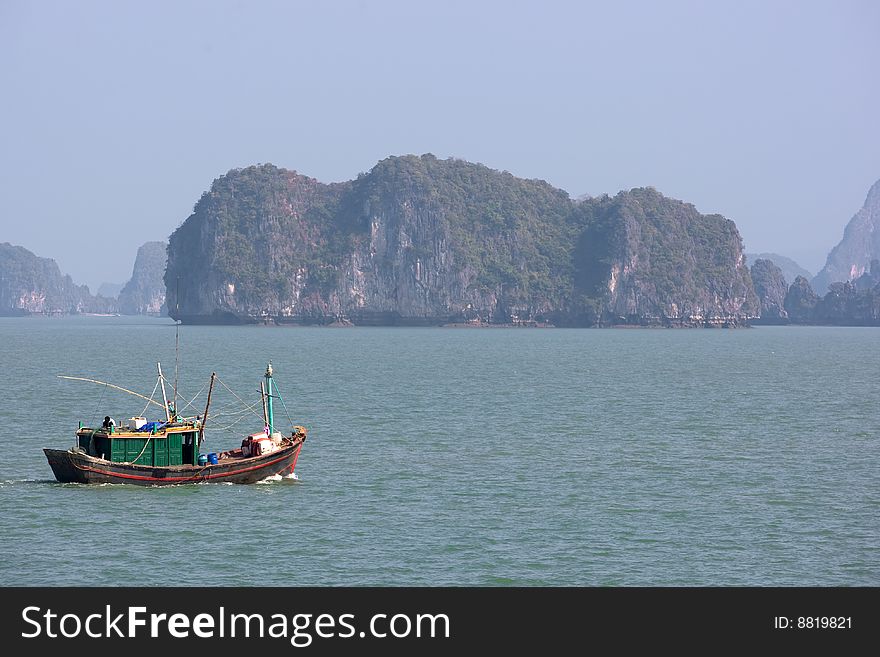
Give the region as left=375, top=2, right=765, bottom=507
left=0, top=316, right=877, bottom=586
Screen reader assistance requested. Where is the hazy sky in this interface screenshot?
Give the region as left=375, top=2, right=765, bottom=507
left=2, top=0, right=878, bottom=292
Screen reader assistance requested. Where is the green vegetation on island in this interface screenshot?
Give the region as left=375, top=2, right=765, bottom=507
left=7, top=158, right=877, bottom=326
left=165, top=155, right=757, bottom=326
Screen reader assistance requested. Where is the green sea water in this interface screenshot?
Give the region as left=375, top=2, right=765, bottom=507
left=0, top=316, right=877, bottom=585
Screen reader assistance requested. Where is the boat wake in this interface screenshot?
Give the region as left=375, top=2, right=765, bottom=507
left=1, top=478, right=60, bottom=488
left=257, top=471, right=298, bottom=484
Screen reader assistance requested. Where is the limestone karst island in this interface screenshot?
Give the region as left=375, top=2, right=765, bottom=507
left=2, top=155, right=879, bottom=326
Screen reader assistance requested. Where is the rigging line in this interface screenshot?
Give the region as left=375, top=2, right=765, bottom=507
left=208, top=394, right=253, bottom=410
left=60, top=376, right=165, bottom=409
left=210, top=413, right=263, bottom=433
left=176, top=380, right=209, bottom=414
left=272, top=382, right=296, bottom=427
left=202, top=398, right=252, bottom=417
left=92, top=383, right=107, bottom=426
left=210, top=399, right=264, bottom=417
left=126, top=432, right=153, bottom=465
left=157, top=376, right=201, bottom=415
left=210, top=406, right=263, bottom=421
left=139, top=377, right=162, bottom=418
left=209, top=400, right=249, bottom=414
left=215, top=376, right=266, bottom=423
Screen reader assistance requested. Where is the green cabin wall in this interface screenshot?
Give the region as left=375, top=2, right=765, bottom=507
left=77, top=429, right=199, bottom=466
left=106, top=432, right=192, bottom=466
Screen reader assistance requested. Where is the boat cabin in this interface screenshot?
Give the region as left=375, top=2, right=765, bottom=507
left=76, top=418, right=201, bottom=466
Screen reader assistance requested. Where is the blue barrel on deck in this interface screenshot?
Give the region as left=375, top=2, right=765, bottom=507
left=208, top=453, right=219, bottom=465
left=198, top=454, right=208, bottom=466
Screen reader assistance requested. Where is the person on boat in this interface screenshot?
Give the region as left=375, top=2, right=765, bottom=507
left=102, top=416, right=115, bottom=429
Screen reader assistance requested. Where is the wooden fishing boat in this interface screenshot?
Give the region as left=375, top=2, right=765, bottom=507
left=45, top=363, right=307, bottom=486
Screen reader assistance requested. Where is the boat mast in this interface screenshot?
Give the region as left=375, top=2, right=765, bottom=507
left=199, top=372, right=216, bottom=449
left=260, top=380, right=269, bottom=429
left=157, top=362, right=171, bottom=422
left=173, top=276, right=180, bottom=414
left=264, top=363, right=274, bottom=434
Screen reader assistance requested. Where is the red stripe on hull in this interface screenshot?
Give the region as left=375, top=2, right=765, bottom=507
left=73, top=451, right=294, bottom=482
left=45, top=440, right=303, bottom=485
left=287, top=445, right=302, bottom=474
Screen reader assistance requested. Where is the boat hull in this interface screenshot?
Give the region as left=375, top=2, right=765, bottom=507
left=44, top=439, right=303, bottom=485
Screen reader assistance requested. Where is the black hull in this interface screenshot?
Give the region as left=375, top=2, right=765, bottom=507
left=44, top=439, right=303, bottom=486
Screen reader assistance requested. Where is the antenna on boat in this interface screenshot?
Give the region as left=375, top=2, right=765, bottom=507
left=173, top=276, right=180, bottom=414
left=157, top=362, right=171, bottom=422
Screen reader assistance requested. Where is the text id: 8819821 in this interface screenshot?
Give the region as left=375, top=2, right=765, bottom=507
left=774, top=617, right=851, bottom=629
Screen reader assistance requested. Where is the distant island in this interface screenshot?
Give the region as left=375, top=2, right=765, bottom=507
left=0, top=240, right=165, bottom=317
left=812, top=179, right=880, bottom=295
left=748, top=179, right=880, bottom=325
left=165, top=155, right=757, bottom=327
left=3, top=156, right=878, bottom=326
left=744, top=253, right=812, bottom=288
left=118, top=241, right=167, bottom=315
left=0, top=242, right=116, bottom=315
left=97, top=281, right=124, bottom=299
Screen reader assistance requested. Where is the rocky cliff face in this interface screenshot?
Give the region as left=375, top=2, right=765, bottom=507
left=166, top=156, right=758, bottom=327
left=812, top=280, right=880, bottom=325
left=745, top=252, right=811, bottom=287
left=331, top=156, right=577, bottom=325
left=571, top=188, right=758, bottom=326
left=750, top=258, right=789, bottom=324
left=118, top=241, right=167, bottom=315
left=812, top=178, right=880, bottom=295
left=0, top=242, right=117, bottom=315
left=783, top=272, right=880, bottom=325
left=783, top=276, right=819, bottom=323
left=853, top=259, right=880, bottom=291
left=164, top=164, right=354, bottom=323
